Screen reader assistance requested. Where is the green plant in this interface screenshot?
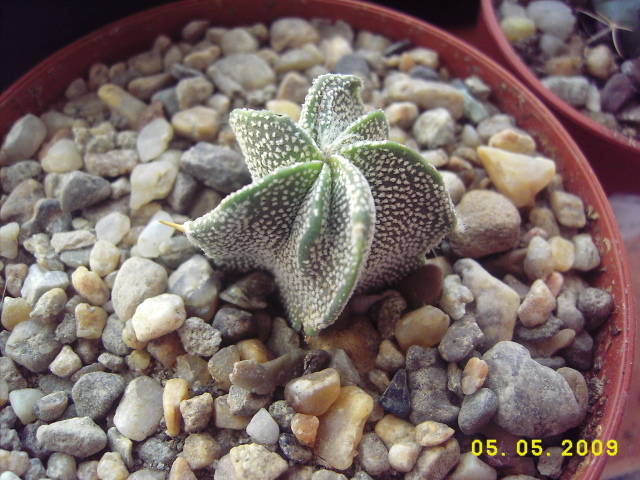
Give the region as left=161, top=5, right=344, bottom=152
left=579, top=0, right=640, bottom=58
left=165, top=74, right=456, bottom=334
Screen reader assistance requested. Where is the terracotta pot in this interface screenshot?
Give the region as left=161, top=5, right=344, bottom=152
left=0, top=1, right=635, bottom=479
left=478, top=0, right=640, bottom=195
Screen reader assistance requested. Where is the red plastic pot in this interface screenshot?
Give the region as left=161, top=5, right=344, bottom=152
left=0, top=1, right=635, bottom=479
left=478, top=0, right=640, bottom=195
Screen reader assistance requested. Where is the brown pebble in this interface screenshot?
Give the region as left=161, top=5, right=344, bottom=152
left=163, top=378, right=189, bottom=437
left=291, top=413, right=319, bottom=447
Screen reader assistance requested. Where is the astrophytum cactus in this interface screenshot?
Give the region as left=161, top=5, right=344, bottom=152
left=172, top=74, right=456, bottom=334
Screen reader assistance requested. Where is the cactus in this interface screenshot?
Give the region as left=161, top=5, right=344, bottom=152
left=174, top=74, right=456, bottom=334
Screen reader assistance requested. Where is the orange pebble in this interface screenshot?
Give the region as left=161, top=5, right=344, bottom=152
left=291, top=413, right=319, bottom=447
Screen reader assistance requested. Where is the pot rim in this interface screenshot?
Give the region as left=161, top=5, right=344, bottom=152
left=0, top=1, right=635, bottom=479
left=479, top=0, right=640, bottom=155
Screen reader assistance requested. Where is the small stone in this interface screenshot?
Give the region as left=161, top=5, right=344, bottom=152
left=169, top=254, right=221, bottom=320
left=461, top=357, right=489, bottom=395
left=136, top=118, right=173, bottom=162
left=41, top=139, right=82, bottom=173
left=387, top=76, right=464, bottom=119
left=171, top=106, right=220, bottom=142
left=415, top=420, right=454, bottom=447
left=0, top=179, right=44, bottom=223
left=544, top=55, right=583, bottom=76
left=128, top=73, right=172, bottom=101
left=46, top=452, right=77, bottom=480
left=163, top=378, right=189, bottom=437
left=88, top=240, right=120, bottom=277
left=269, top=400, right=296, bottom=432
left=131, top=293, right=186, bottom=343
left=1, top=114, right=47, bottom=162
left=96, top=452, right=128, bottom=480
left=374, top=414, right=416, bottom=448
left=277, top=433, right=312, bottom=465
left=477, top=146, right=556, bottom=207
left=276, top=72, right=310, bottom=104
left=541, top=76, right=590, bottom=107
left=550, top=236, right=575, bottom=272
left=180, top=393, right=213, bottom=433
left=246, top=408, right=279, bottom=445
left=222, top=443, right=288, bottom=480
left=51, top=230, right=96, bottom=254
left=550, top=191, right=586, bottom=228
left=1, top=297, right=31, bottom=330
left=601, top=73, right=635, bottom=113
left=182, top=433, right=220, bottom=470
left=212, top=307, right=256, bottom=343
left=450, top=190, right=521, bottom=258
left=176, top=317, right=221, bottom=357
left=380, top=369, right=411, bottom=418
left=374, top=339, right=404, bottom=373
left=71, top=266, right=109, bottom=306
left=585, top=45, right=616, bottom=80
left=214, top=395, right=251, bottom=430
left=290, top=413, right=319, bottom=448
left=35, top=390, right=68, bottom=422
left=181, top=142, right=250, bottom=194
left=524, top=236, right=554, bottom=281
left=526, top=1, right=576, bottom=40
left=95, top=212, right=130, bottom=245
left=395, top=305, right=450, bottom=351
left=6, top=319, right=62, bottom=372
left=130, top=156, right=179, bottom=210
left=36, top=416, right=107, bottom=458
left=9, top=388, right=44, bottom=424
left=483, top=341, right=584, bottom=437
left=577, top=287, right=614, bottom=331
left=266, top=99, right=301, bottom=122
left=237, top=339, right=270, bottom=363
left=388, top=441, right=421, bottom=473
left=438, top=315, right=484, bottom=363
left=572, top=234, right=600, bottom=272
left=208, top=345, right=240, bottom=391
left=385, top=102, right=419, bottom=129
left=84, top=149, right=138, bottom=178
left=113, top=376, right=163, bottom=441
left=406, top=438, right=460, bottom=480
left=314, top=386, right=373, bottom=470
left=270, top=18, right=319, bottom=51
left=97, top=84, right=146, bottom=127
left=136, top=211, right=176, bottom=258
left=518, top=279, right=556, bottom=328
left=500, top=16, right=536, bottom=43
left=274, top=44, right=324, bottom=73
left=488, top=128, right=536, bottom=155
left=454, top=259, right=519, bottom=347
left=354, top=433, right=389, bottom=476
left=0, top=357, right=27, bottom=391
left=413, top=108, right=455, bottom=148
left=57, top=171, right=111, bottom=212
left=439, top=274, right=473, bottom=322
left=448, top=452, right=497, bottom=480
left=284, top=368, right=341, bottom=416
left=74, top=303, right=107, bottom=339
left=112, top=257, right=168, bottom=321
left=72, top=371, right=125, bottom=421
left=0, top=160, right=41, bottom=193
left=49, top=345, right=82, bottom=378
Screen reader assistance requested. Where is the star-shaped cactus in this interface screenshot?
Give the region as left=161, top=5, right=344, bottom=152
left=181, top=74, right=456, bottom=334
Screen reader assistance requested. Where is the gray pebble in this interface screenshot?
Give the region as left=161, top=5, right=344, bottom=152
left=38, top=374, right=73, bottom=395
left=335, top=54, right=370, bottom=78
left=1, top=114, right=47, bottom=162
left=108, top=427, right=134, bottom=470
left=278, top=433, right=312, bottom=464
left=180, top=142, right=251, bottom=194
left=178, top=317, right=222, bottom=357
left=24, top=458, right=46, bottom=480
left=409, top=65, right=440, bottom=81
left=29, top=287, right=67, bottom=323
left=560, top=330, right=594, bottom=371
left=35, top=391, right=68, bottom=422
left=577, top=287, right=614, bottom=331
left=515, top=316, right=563, bottom=342
left=0, top=160, right=41, bottom=193
left=0, top=179, right=44, bottom=224
left=168, top=254, right=221, bottom=321
left=5, top=320, right=62, bottom=372
left=46, top=452, right=76, bottom=480
left=438, top=315, right=485, bottom=362
left=458, top=388, right=498, bottom=434
left=136, top=435, right=178, bottom=470
left=406, top=346, right=460, bottom=425
left=55, top=313, right=77, bottom=345
left=358, top=432, right=390, bottom=476
left=212, top=306, right=256, bottom=343
left=57, top=172, right=111, bottom=212
left=101, top=315, right=131, bottom=356
left=541, top=76, right=589, bottom=107
left=483, top=341, right=585, bottom=437
left=71, top=372, right=126, bottom=420
left=219, top=271, right=275, bottom=310
left=36, top=416, right=107, bottom=458
left=167, top=172, right=200, bottom=214
left=0, top=357, right=27, bottom=390
left=20, top=263, right=69, bottom=305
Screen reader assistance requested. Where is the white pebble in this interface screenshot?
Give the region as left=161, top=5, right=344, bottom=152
left=388, top=441, right=421, bottom=472
left=246, top=408, right=280, bottom=445
left=95, top=212, right=131, bottom=245
left=9, top=388, right=44, bottom=424
left=131, top=293, right=186, bottom=342
left=41, top=138, right=82, bottom=173
left=572, top=234, right=600, bottom=272
left=136, top=118, right=174, bottom=162
left=89, top=240, right=121, bottom=277
left=0, top=222, right=19, bottom=259
left=136, top=210, right=175, bottom=258
left=129, top=155, right=179, bottom=210
left=49, top=345, right=83, bottom=378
